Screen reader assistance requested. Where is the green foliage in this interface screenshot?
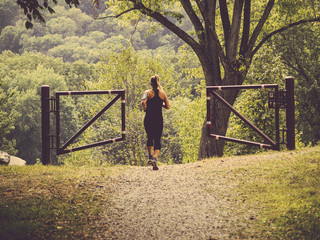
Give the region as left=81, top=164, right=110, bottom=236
left=271, top=24, right=320, bottom=146
left=171, top=82, right=206, bottom=163
left=47, top=36, right=100, bottom=63
left=63, top=60, right=97, bottom=90
left=0, top=0, right=19, bottom=32
left=1, top=0, right=188, bottom=64
left=277, top=0, right=320, bottom=20
left=21, top=34, right=64, bottom=53
left=0, top=23, right=29, bottom=53
left=0, top=35, right=204, bottom=166
left=0, top=80, right=17, bottom=155
left=0, top=51, right=81, bottom=163
left=47, top=16, right=77, bottom=37
left=58, top=43, right=205, bottom=166
left=16, top=0, right=80, bottom=29
left=1, top=0, right=185, bottom=63
left=61, top=45, right=181, bottom=165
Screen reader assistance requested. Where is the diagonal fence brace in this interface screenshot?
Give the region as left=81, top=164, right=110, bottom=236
left=59, top=94, right=121, bottom=153
left=207, top=84, right=280, bottom=150
left=55, top=90, right=125, bottom=156
left=209, top=89, right=276, bottom=148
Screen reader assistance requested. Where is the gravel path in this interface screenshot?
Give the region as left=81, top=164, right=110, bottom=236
left=103, top=159, right=258, bottom=239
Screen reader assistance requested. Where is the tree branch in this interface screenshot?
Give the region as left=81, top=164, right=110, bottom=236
left=227, top=0, right=244, bottom=59
left=196, top=0, right=217, bottom=23
left=130, top=18, right=141, bottom=45
left=195, top=0, right=206, bottom=18
left=127, top=0, right=203, bottom=56
left=282, top=53, right=312, bottom=84
left=94, top=7, right=137, bottom=19
left=180, top=0, right=205, bottom=45
left=247, top=0, right=275, bottom=54
left=180, top=0, right=204, bottom=32
left=219, top=0, right=231, bottom=47
left=240, top=0, right=250, bottom=55
left=252, top=17, right=320, bottom=57
left=208, top=28, right=228, bottom=71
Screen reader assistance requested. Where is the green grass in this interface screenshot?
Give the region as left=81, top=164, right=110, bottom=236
left=0, top=165, right=126, bottom=240
left=221, top=146, right=320, bottom=239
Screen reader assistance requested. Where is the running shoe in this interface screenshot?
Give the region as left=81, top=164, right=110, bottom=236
left=152, top=158, right=159, bottom=171
left=147, top=155, right=153, bottom=165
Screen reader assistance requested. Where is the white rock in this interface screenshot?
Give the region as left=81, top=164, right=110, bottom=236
left=8, top=156, right=26, bottom=166
left=0, top=151, right=10, bottom=165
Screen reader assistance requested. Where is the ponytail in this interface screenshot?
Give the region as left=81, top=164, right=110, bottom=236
left=150, top=74, right=163, bottom=90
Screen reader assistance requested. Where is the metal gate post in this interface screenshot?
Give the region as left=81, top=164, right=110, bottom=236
left=275, top=85, right=280, bottom=150
left=41, top=85, right=50, bottom=165
left=285, top=76, right=295, bottom=150
left=121, top=91, right=126, bottom=140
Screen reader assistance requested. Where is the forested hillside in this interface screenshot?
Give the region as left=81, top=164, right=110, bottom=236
left=0, top=0, right=319, bottom=165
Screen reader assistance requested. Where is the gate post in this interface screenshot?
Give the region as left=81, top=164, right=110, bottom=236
left=285, top=76, right=295, bottom=150
left=41, top=85, right=50, bottom=165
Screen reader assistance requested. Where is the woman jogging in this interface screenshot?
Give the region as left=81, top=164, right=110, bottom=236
left=142, top=75, right=170, bottom=170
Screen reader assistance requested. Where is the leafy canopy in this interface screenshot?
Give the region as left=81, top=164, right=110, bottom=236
left=17, top=0, right=79, bottom=28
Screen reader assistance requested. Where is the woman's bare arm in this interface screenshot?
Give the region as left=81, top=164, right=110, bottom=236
left=141, top=91, right=148, bottom=112
left=163, top=93, right=170, bottom=109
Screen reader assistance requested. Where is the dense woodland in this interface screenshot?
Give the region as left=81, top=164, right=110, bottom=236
left=0, top=0, right=320, bottom=165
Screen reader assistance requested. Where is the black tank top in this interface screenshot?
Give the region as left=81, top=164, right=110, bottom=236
left=146, top=90, right=163, bottom=117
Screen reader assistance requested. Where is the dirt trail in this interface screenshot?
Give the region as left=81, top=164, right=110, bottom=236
left=102, top=159, right=258, bottom=239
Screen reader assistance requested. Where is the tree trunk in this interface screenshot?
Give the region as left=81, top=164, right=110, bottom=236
left=198, top=72, right=242, bottom=159
left=198, top=109, right=227, bottom=158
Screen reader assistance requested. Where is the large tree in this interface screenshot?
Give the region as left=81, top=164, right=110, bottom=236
left=18, top=0, right=320, bottom=158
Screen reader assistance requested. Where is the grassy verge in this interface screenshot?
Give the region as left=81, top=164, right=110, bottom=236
left=0, top=165, right=126, bottom=240
left=221, top=146, right=320, bottom=239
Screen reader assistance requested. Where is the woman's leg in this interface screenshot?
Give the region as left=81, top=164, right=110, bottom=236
left=153, top=119, right=163, bottom=161
left=154, top=149, right=160, bottom=160
left=147, top=146, right=153, bottom=156
left=144, top=117, right=154, bottom=159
